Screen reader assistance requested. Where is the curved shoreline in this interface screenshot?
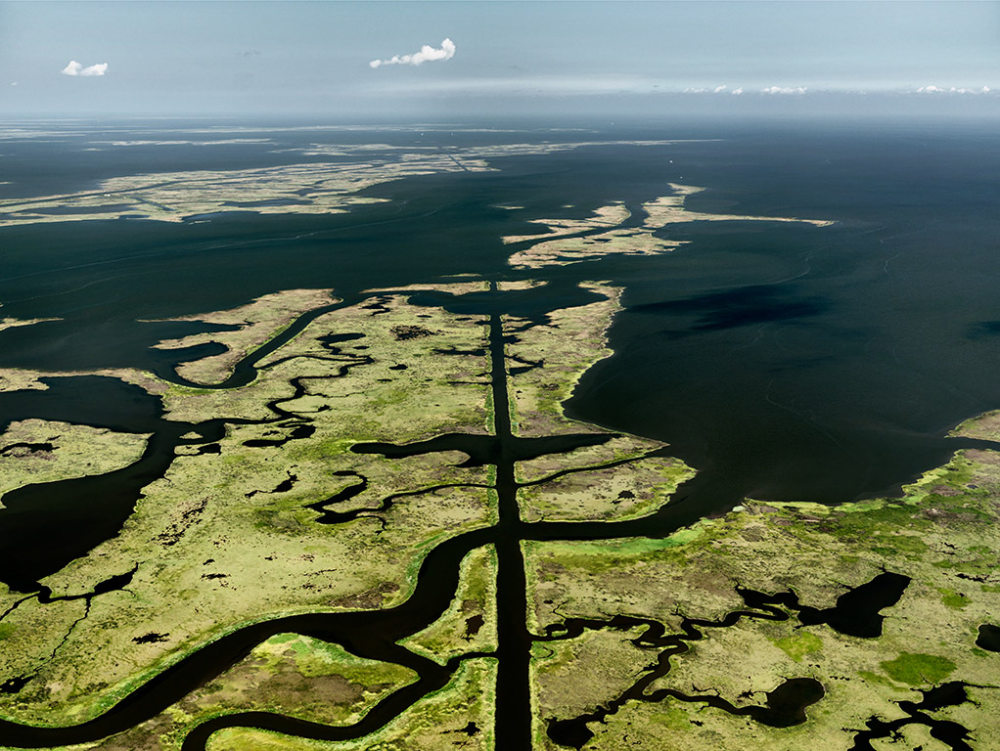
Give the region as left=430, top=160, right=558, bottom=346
left=0, top=283, right=690, bottom=749
left=1, top=278, right=999, bottom=750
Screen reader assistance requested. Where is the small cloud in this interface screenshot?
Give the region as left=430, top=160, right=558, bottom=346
left=370, top=38, right=455, bottom=69
left=682, top=85, right=728, bottom=95
left=241, top=49, right=261, bottom=58
left=916, top=84, right=992, bottom=95
left=9, top=81, right=17, bottom=87
left=761, top=85, right=807, bottom=95
left=731, top=87, right=744, bottom=95
left=61, top=60, right=108, bottom=77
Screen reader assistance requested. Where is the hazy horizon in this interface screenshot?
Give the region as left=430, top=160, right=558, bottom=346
left=2, top=1, right=999, bottom=121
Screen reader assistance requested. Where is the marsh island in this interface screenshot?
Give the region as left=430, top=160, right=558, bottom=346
left=0, top=123, right=998, bottom=750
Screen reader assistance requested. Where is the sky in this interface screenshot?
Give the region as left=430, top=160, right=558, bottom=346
left=1, top=1, right=999, bottom=119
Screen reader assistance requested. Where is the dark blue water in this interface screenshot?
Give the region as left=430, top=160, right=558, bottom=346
left=1, top=118, right=999, bottom=748
left=1, top=120, right=999, bottom=508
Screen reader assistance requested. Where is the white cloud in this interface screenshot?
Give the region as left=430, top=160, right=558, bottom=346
left=916, top=84, right=993, bottom=95
left=731, top=87, right=744, bottom=95
left=682, top=85, right=730, bottom=95
left=61, top=60, right=108, bottom=77
left=9, top=81, right=17, bottom=87
left=761, top=85, right=807, bottom=95
left=370, top=38, right=455, bottom=69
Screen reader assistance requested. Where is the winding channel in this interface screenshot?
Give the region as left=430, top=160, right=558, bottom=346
left=0, top=283, right=989, bottom=749
left=0, top=285, right=632, bottom=747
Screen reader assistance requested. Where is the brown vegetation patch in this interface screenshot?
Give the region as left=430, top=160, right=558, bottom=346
left=331, top=581, right=400, bottom=610
left=391, top=324, right=434, bottom=341
left=259, top=670, right=364, bottom=706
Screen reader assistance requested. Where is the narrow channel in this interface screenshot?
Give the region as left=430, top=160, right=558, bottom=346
left=0, top=285, right=761, bottom=748
left=488, top=285, right=534, bottom=749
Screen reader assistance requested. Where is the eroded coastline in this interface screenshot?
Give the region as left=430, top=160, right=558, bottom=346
left=0, top=162, right=997, bottom=751
left=0, top=275, right=996, bottom=751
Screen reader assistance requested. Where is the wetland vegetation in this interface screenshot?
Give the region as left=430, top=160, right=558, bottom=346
left=0, top=123, right=998, bottom=749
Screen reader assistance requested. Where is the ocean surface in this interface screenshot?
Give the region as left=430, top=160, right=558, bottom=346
left=2, top=118, right=999, bottom=510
